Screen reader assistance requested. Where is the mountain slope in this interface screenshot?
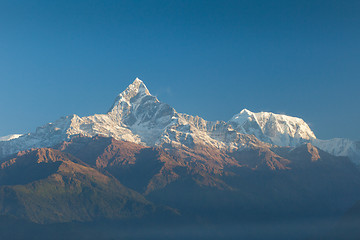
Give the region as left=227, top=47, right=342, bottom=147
left=0, top=134, right=22, bottom=141
left=228, top=109, right=316, bottom=146
left=312, top=138, right=360, bottom=164
left=56, top=135, right=237, bottom=194
left=0, top=78, right=359, bottom=164
left=0, top=134, right=360, bottom=239
left=0, top=78, right=266, bottom=159
left=52, top=136, right=360, bottom=223
left=0, top=148, right=168, bottom=224
left=147, top=142, right=360, bottom=223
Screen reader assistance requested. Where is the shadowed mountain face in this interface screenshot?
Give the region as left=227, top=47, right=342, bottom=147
left=317, top=200, right=360, bottom=240
left=0, top=135, right=359, bottom=239
left=0, top=147, right=174, bottom=224
left=55, top=136, right=360, bottom=223
left=0, top=80, right=359, bottom=239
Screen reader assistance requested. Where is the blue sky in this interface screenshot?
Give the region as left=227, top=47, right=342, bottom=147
left=0, top=0, right=359, bottom=140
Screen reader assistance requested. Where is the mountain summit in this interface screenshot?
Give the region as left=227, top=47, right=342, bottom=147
left=109, top=78, right=151, bottom=112
left=229, top=109, right=316, bottom=146
left=0, top=78, right=359, bottom=164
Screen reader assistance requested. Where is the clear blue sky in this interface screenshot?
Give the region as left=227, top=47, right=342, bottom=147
left=0, top=0, right=359, bottom=140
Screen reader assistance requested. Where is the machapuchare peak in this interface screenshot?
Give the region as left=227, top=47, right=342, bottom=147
left=108, top=78, right=152, bottom=112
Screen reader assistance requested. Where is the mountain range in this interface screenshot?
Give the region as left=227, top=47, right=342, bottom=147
left=0, top=78, right=359, bottom=239
left=1, top=78, right=359, bottom=164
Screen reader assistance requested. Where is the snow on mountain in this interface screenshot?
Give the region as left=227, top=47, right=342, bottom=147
left=312, top=138, right=360, bottom=163
left=0, top=78, right=264, bottom=159
left=107, top=78, right=178, bottom=145
left=0, top=78, right=359, bottom=164
left=228, top=109, right=316, bottom=147
left=228, top=109, right=360, bottom=164
left=0, top=134, right=23, bottom=141
left=105, top=78, right=264, bottom=150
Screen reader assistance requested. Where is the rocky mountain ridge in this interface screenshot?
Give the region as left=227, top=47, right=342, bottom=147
left=0, top=78, right=359, bottom=164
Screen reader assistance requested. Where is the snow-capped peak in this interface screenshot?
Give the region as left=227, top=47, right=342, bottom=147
left=0, top=134, right=23, bottom=141
left=231, top=109, right=257, bottom=125
left=130, top=77, right=151, bottom=96
left=107, top=78, right=157, bottom=120
left=239, top=109, right=252, bottom=115
left=0, top=78, right=359, bottom=165
left=110, top=78, right=151, bottom=108
left=229, top=109, right=316, bottom=146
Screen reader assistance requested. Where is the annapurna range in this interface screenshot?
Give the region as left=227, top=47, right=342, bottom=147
left=1, top=78, right=360, bottom=240
left=1, top=78, right=359, bottom=164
